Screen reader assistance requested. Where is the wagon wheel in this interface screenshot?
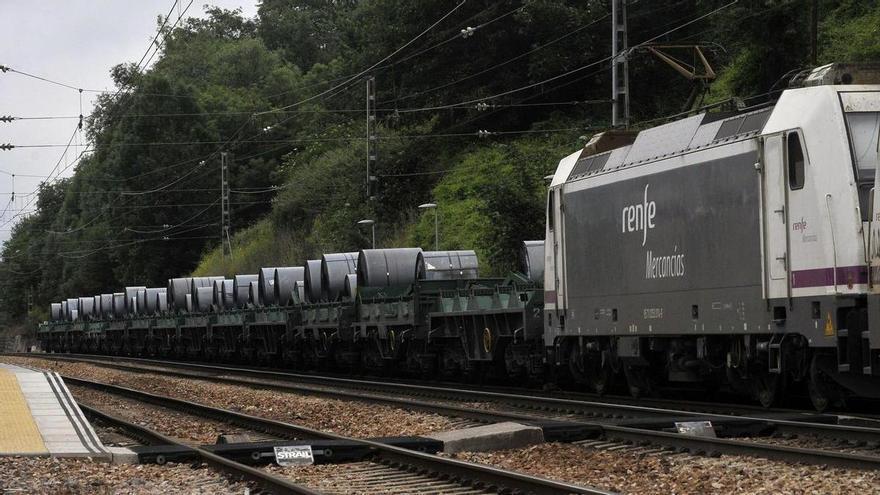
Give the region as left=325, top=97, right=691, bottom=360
left=808, top=353, right=843, bottom=412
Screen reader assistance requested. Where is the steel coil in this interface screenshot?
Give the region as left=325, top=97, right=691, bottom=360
left=144, top=288, right=165, bottom=315
left=124, top=286, right=146, bottom=314
left=294, top=280, right=305, bottom=304
left=422, top=250, right=479, bottom=280
left=65, top=298, right=79, bottom=320
left=343, top=274, right=357, bottom=300
left=92, top=296, right=101, bottom=318
left=155, top=291, right=168, bottom=313
left=213, top=279, right=234, bottom=310
left=78, top=296, right=94, bottom=318
left=303, top=260, right=323, bottom=302
left=248, top=280, right=261, bottom=307
left=274, top=267, right=305, bottom=306
left=520, top=240, right=545, bottom=284
left=61, top=301, right=69, bottom=321
left=233, top=274, right=258, bottom=308
left=195, top=286, right=213, bottom=312
left=185, top=293, right=193, bottom=313
left=100, top=294, right=113, bottom=318
left=112, top=293, right=126, bottom=318
left=135, top=289, right=148, bottom=315
left=321, top=252, right=359, bottom=301
left=50, top=303, right=62, bottom=321
left=356, top=248, right=424, bottom=289
left=167, top=277, right=192, bottom=310
left=258, top=268, right=279, bottom=305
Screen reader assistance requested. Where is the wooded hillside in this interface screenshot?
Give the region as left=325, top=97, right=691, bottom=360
left=3, top=0, right=879, bottom=324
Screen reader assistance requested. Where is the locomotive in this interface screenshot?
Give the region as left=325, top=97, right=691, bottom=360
left=39, top=64, right=880, bottom=410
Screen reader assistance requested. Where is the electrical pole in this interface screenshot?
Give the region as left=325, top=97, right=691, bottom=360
left=611, top=0, right=629, bottom=128
left=366, top=76, right=377, bottom=200
left=220, top=152, right=231, bottom=259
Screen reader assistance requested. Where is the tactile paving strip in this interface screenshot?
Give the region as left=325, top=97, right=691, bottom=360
left=0, top=369, right=48, bottom=454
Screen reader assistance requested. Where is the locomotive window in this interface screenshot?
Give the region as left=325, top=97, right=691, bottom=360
left=548, top=190, right=555, bottom=231
left=787, top=132, right=805, bottom=190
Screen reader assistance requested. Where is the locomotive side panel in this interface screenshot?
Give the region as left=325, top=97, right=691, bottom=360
left=561, top=147, right=770, bottom=336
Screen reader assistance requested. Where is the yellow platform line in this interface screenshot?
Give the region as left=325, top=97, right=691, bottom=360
left=0, top=370, right=47, bottom=454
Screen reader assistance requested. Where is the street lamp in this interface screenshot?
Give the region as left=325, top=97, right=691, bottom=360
left=357, top=219, right=375, bottom=248
left=418, top=203, right=438, bottom=250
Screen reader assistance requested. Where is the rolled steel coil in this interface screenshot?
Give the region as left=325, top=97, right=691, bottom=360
left=135, top=289, right=148, bottom=315
left=343, top=274, right=357, bottom=300
left=303, top=259, right=323, bottom=302
left=248, top=280, right=261, bottom=307
left=65, top=298, right=79, bottom=320
left=92, top=296, right=101, bottom=318
left=190, top=276, right=223, bottom=299
left=422, top=250, right=479, bottom=280
left=61, top=301, right=69, bottom=321
left=258, top=267, right=279, bottom=305
left=233, top=274, right=258, bottom=308
left=155, top=291, right=168, bottom=313
left=356, top=248, right=424, bottom=289
left=124, top=286, right=146, bottom=314
left=185, top=293, right=193, bottom=313
left=294, top=280, right=305, bottom=304
left=167, top=277, right=192, bottom=310
left=112, top=293, right=126, bottom=318
left=213, top=279, right=234, bottom=310
left=50, top=303, right=62, bottom=321
left=274, top=267, right=305, bottom=306
left=321, top=252, right=359, bottom=301
left=100, top=294, right=113, bottom=318
left=520, top=240, right=545, bottom=285
left=144, top=288, right=166, bottom=315
left=195, top=286, right=213, bottom=312
left=70, top=309, right=79, bottom=322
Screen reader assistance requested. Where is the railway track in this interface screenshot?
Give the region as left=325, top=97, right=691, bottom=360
left=67, top=373, right=605, bottom=495
left=17, top=353, right=880, bottom=471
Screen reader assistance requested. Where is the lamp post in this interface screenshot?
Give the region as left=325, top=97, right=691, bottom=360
left=418, top=203, right=438, bottom=250
left=357, top=219, right=375, bottom=248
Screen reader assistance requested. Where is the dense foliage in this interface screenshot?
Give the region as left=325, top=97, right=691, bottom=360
left=2, top=0, right=879, bottom=325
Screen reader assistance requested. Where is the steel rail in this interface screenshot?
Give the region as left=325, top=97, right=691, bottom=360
left=78, top=402, right=322, bottom=495
left=68, top=375, right=609, bottom=495
left=41, top=353, right=880, bottom=446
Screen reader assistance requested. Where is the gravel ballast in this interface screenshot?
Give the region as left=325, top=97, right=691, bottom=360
left=452, top=443, right=880, bottom=495
left=0, top=457, right=252, bottom=494
left=71, top=385, right=261, bottom=445
left=1, top=356, right=456, bottom=438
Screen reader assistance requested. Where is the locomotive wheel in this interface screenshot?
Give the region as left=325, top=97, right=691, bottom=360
left=569, top=346, right=614, bottom=395
left=808, top=353, right=843, bottom=412
left=752, top=371, right=781, bottom=408
left=623, top=364, right=654, bottom=398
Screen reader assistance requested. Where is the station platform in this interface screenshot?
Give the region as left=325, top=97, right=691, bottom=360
left=0, top=363, right=108, bottom=458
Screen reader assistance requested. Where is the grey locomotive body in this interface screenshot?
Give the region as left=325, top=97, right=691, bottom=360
left=545, top=75, right=880, bottom=408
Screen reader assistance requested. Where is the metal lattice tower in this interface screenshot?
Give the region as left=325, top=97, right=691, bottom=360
left=611, top=0, right=629, bottom=128
left=220, top=152, right=231, bottom=258
left=366, top=76, right=378, bottom=200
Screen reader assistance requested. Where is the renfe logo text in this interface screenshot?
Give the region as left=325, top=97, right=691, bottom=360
left=621, top=184, right=656, bottom=246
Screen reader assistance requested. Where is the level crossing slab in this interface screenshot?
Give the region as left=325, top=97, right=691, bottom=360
left=0, top=363, right=108, bottom=458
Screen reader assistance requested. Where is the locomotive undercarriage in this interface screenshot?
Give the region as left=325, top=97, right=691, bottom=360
left=556, top=322, right=876, bottom=410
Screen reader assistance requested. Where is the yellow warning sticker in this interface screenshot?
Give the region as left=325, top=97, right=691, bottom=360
left=824, top=312, right=835, bottom=337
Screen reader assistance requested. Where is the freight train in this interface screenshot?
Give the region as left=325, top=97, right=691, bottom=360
left=39, top=63, right=880, bottom=411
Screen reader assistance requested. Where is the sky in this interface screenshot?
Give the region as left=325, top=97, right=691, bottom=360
left=0, top=0, right=259, bottom=245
